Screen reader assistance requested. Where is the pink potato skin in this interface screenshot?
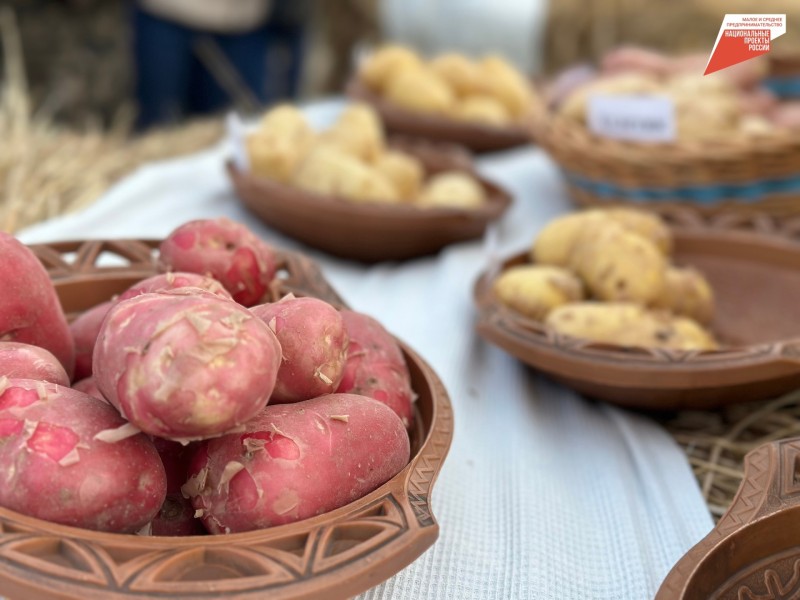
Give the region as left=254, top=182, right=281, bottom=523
left=93, top=289, right=282, bottom=440
left=151, top=493, right=206, bottom=536
left=0, top=379, right=166, bottom=533
left=336, top=311, right=414, bottom=428
left=185, top=394, right=411, bottom=534
left=158, top=218, right=277, bottom=307
left=0, top=342, right=70, bottom=386
left=69, top=301, right=114, bottom=381
left=250, top=298, right=349, bottom=403
left=771, top=102, right=800, bottom=130
left=118, top=272, right=233, bottom=302
left=0, top=233, right=75, bottom=379
left=72, top=377, right=107, bottom=402
left=70, top=275, right=231, bottom=382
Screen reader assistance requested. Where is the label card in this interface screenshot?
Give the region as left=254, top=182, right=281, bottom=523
left=587, top=95, right=676, bottom=143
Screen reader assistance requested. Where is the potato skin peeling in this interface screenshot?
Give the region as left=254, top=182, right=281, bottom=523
left=336, top=311, right=415, bottom=428
left=250, top=297, right=349, bottom=403
left=94, top=290, right=281, bottom=440
left=0, top=379, right=166, bottom=533
left=158, top=218, right=278, bottom=307
left=184, top=394, right=409, bottom=533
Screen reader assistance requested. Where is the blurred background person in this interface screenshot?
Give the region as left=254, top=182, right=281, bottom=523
left=132, top=0, right=311, bottom=129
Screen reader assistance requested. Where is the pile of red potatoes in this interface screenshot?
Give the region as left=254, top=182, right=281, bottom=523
left=0, top=218, right=414, bottom=536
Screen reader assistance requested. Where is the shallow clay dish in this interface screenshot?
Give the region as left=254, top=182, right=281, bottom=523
left=0, top=239, right=453, bottom=600
left=656, top=435, right=800, bottom=599
left=229, top=139, right=512, bottom=262
left=473, top=212, right=800, bottom=410
left=346, top=79, right=531, bottom=153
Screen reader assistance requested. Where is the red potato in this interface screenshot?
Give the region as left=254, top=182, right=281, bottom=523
left=159, top=218, right=277, bottom=307
left=337, top=359, right=415, bottom=428
left=69, top=300, right=113, bottom=381
left=150, top=438, right=204, bottom=536
left=544, top=63, right=598, bottom=108
left=0, top=378, right=166, bottom=533
left=118, top=271, right=233, bottom=302
left=738, top=88, right=778, bottom=116
left=600, top=46, right=673, bottom=77
left=183, top=394, right=410, bottom=534
left=336, top=310, right=414, bottom=427
left=151, top=493, right=206, bottom=536
left=770, top=102, right=800, bottom=130
left=339, top=310, right=405, bottom=367
left=72, top=377, right=106, bottom=402
left=250, top=297, right=349, bottom=403
left=0, top=342, right=69, bottom=386
left=70, top=275, right=231, bottom=382
left=94, top=289, right=282, bottom=440
left=0, top=232, right=75, bottom=379
left=152, top=437, right=198, bottom=494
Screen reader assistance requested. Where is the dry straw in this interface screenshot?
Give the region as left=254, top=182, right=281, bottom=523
left=663, top=389, right=800, bottom=521
left=0, top=7, right=223, bottom=234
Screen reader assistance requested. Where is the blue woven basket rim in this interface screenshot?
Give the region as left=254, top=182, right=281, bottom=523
left=564, top=170, right=800, bottom=205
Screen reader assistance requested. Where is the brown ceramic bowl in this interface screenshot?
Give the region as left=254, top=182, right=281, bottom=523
left=346, top=79, right=531, bottom=153
left=473, top=213, right=800, bottom=410
left=0, top=239, right=453, bottom=600
left=228, top=139, right=512, bottom=262
left=656, top=436, right=800, bottom=599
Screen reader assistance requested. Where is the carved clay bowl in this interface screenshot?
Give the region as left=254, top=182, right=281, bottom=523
left=473, top=213, right=800, bottom=410
left=346, top=79, right=531, bottom=153
left=0, top=239, right=453, bottom=600
left=657, top=436, right=800, bottom=599
left=228, top=138, right=512, bottom=263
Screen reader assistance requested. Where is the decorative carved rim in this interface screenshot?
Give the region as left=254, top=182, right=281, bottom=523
left=0, top=239, right=454, bottom=600
left=656, top=437, right=800, bottom=598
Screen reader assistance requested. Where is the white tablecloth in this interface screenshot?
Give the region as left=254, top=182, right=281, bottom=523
left=18, top=100, right=714, bottom=600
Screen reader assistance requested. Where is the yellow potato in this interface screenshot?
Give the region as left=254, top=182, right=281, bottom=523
left=666, top=73, right=735, bottom=97
left=557, top=73, right=661, bottom=123
left=384, top=67, right=456, bottom=115
left=319, top=103, right=385, bottom=162
left=546, top=302, right=718, bottom=350
left=416, top=171, right=486, bottom=209
left=652, top=267, right=714, bottom=324
left=291, top=146, right=401, bottom=204
left=256, top=104, right=315, bottom=145
left=672, top=93, right=739, bottom=141
left=546, top=302, right=650, bottom=345
left=626, top=311, right=718, bottom=350
left=739, top=114, right=777, bottom=137
left=478, top=55, right=534, bottom=117
left=530, top=210, right=610, bottom=267
left=669, top=316, right=718, bottom=351
left=452, top=95, right=512, bottom=126
left=374, top=150, right=424, bottom=200
left=493, top=265, right=584, bottom=320
left=570, top=222, right=666, bottom=305
left=430, top=53, right=482, bottom=96
left=359, top=45, right=423, bottom=92
left=247, top=135, right=307, bottom=183
left=601, top=207, right=673, bottom=255
left=247, top=104, right=316, bottom=182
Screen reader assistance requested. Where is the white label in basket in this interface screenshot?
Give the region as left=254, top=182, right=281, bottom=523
left=587, top=95, right=676, bottom=143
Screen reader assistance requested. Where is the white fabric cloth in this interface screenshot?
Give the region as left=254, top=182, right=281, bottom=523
left=17, top=100, right=714, bottom=600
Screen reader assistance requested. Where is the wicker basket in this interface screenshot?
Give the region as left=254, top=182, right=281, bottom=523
left=529, top=98, right=800, bottom=218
